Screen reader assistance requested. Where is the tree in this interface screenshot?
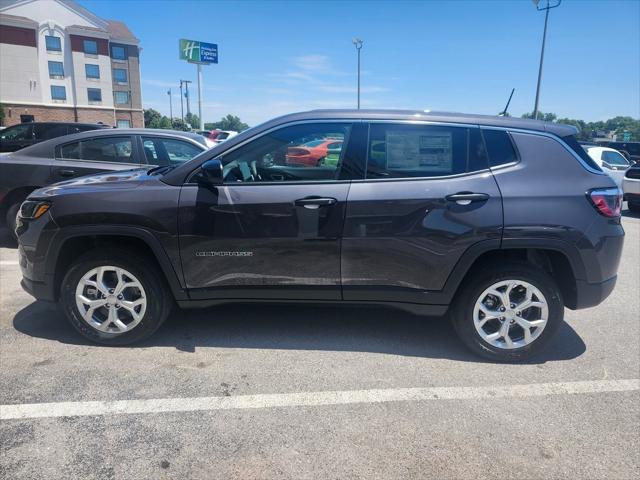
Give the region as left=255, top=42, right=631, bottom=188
left=521, top=111, right=557, bottom=122
left=208, top=114, right=249, bottom=132
left=184, top=112, right=200, bottom=130
left=171, top=118, right=189, bottom=131
left=143, top=108, right=162, bottom=128
left=0, top=102, right=5, bottom=125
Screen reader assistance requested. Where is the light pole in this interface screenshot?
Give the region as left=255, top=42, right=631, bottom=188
left=167, top=88, right=173, bottom=120
left=352, top=38, right=363, bottom=109
left=179, top=80, right=185, bottom=125
left=532, top=0, right=561, bottom=120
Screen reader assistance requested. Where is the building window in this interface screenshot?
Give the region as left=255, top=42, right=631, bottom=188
left=87, top=88, right=102, bottom=102
left=113, top=68, right=127, bottom=83
left=114, top=91, right=129, bottom=104
left=48, top=61, right=64, bottom=78
left=83, top=39, right=98, bottom=55
left=51, top=85, right=66, bottom=100
left=45, top=35, right=61, bottom=52
left=85, top=64, right=100, bottom=79
left=111, top=45, right=126, bottom=60
left=117, top=120, right=131, bottom=128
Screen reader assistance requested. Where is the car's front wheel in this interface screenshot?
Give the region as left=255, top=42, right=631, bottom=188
left=60, top=249, right=172, bottom=345
left=452, top=263, right=563, bottom=362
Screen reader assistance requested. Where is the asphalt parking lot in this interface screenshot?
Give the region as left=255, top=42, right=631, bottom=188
left=1, top=208, right=638, bottom=480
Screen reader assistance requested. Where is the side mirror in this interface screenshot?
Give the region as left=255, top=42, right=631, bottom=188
left=200, top=159, right=223, bottom=185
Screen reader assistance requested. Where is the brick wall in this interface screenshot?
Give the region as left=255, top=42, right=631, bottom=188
left=0, top=104, right=119, bottom=127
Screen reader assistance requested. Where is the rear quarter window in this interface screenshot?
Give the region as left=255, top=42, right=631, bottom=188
left=482, top=129, right=518, bottom=167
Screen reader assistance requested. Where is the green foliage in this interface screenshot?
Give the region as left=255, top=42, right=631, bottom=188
left=184, top=112, right=200, bottom=129
left=521, top=111, right=557, bottom=122
left=144, top=108, right=181, bottom=130
left=521, top=112, right=640, bottom=141
left=171, top=118, right=189, bottom=131
left=0, top=102, right=5, bottom=124
left=206, top=114, right=249, bottom=132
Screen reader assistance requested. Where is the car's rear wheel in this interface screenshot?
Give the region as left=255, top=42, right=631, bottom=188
left=451, top=263, right=563, bottom=362
left=60, top=249, right=172, bottom=345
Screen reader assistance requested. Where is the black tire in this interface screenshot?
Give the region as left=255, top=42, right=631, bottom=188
left=628, top=202, right=640, bottom=213
left=5, top=202, right=20, bottom=241
left=59, top=248, right=173, bottom=345
left=451, top=262, right=564, bottom=362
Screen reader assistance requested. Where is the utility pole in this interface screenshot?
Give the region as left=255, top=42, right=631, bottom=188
left=179, top=80, right=185, bottom=125
left=352, top=38, right=363, bottom=109
left=183, top=80, right=192, bottom=117
left=197, top=64, right=204, bottom=130
left=167, top=88, right=173, bottom=120
left=532, top=0, right=561, bottom=120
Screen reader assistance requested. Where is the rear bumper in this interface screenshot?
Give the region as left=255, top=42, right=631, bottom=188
left=571, top=275, right=617, bottom=310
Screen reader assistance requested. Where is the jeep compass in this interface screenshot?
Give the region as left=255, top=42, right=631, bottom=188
left=16, top=110, right=624, bottom=361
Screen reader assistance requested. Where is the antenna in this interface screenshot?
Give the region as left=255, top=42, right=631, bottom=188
left=500, top=88, right=515, bottom=116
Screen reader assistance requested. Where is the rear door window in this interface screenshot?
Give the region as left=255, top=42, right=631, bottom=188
left=59, top=136, right=137, bottom=163
left=365, top=124, right=487, bottom=178
left=33, top=123, right=69, bottom=140
left=142, top=137, right=203, bottom=165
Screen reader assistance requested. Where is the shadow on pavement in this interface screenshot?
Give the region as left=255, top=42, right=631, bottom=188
left=13, top=300, right=586, bottom=364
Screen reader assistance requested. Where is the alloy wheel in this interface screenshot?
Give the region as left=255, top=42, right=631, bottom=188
left=75, top=266, right=147, bottom=334
left=473, top=279, right=549, bottom=350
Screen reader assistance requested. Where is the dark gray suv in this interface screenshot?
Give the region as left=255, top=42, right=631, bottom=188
left=15, top=110, right=624, bottom=361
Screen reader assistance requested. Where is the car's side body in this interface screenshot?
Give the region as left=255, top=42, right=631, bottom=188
left=17, top=110, right=623, bottom=321
left=623, top=165, right=640, bottom=211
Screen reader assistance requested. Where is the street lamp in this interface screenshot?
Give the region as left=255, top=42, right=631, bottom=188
left=532, top=0, right=561, bottom=120
left=352, top=38, right=363, bottom=109
left=167, top=88, right=173, bottom=120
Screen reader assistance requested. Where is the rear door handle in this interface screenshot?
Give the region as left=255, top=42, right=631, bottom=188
left=445, top=192, right=490, bottom=205
left=294, top=196, right=337, bottom=209
left=58, top=169, right=77, bottom=177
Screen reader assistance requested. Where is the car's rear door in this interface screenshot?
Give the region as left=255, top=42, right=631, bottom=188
left=342, top=122, right=503, bottom=304
left=50, top=134, right=145, bottom=182
left=179, top=121, right=363, bottom=301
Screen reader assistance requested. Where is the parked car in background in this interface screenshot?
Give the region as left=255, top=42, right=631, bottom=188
left=286, top=138, right=344, bottom=167
left=211, top=130, right=238, bottom=144
left=584, top=146, right=630, bottom=189
left=597, top=141, right=640, bottom=165
left=15, top=110, right=624, bottom=362
left=622, top=165, right=640, bottom=213
left=0, top=128, right=207, bottom=236
left=0, top=122, right=110, bottom=152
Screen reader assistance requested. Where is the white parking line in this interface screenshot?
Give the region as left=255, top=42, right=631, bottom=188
left=1, top=379, right=638, bottom=420
left=0, top=261, right=18, bottom=266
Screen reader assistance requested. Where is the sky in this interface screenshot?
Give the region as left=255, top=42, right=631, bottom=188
left=78, top=0, right=640, bottom=127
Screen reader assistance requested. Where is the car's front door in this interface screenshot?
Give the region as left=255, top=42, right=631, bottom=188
left=342, top=122, right=503, bottom=304
left=179, top=122, right=358, bottom=300
left=49, top=135, right=144, bottom=182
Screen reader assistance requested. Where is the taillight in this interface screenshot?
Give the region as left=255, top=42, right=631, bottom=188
left=587, top=188, right=622, bottom=217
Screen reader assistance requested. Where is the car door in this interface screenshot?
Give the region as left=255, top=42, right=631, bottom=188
left=341, top=122, right=503, bottom=304
left=50, top=135, right=144, bottom=183
left=178, top=122, right=359, bottom=300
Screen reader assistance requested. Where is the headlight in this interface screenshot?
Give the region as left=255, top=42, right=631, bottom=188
left=19, top=200, right=51, bottom=220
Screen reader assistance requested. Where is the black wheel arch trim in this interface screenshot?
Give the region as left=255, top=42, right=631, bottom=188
left=44, top=225, right=187, bottom=301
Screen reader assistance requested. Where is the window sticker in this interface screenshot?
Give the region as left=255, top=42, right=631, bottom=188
left=385, top=131, right=452, bottom=172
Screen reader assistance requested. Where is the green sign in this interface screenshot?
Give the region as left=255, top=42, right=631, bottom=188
left=623, top=131, right=631, bottom=142
left=179, top=39, right=218, bottom=64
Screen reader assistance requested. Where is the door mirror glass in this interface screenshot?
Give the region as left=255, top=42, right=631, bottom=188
left=200, top=159, right=223, bottom=185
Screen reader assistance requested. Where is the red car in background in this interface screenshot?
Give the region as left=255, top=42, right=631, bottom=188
left=286, top=138, right=343, bottom=166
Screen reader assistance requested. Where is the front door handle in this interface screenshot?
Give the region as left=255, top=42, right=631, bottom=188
left=445, top=192, right=490, bottom=205
left=294, top=196, right=337, bottom=209
left=59, top=169, right=76, bottom=177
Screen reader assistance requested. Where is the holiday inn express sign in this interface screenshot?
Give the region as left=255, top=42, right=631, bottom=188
left=179, top=39, right=218, bottom=64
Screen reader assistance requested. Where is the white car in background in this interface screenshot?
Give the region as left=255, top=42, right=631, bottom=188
left=212, top=130, right=238, bottom=145
left=584, top=146, right=630, bottom=189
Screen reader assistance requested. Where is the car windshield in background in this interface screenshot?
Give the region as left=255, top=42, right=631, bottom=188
left=602, top=150, right=629, bottom=166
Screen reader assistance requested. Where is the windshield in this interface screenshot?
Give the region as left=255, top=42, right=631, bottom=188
left=601, top=150, right=629, bottom=166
